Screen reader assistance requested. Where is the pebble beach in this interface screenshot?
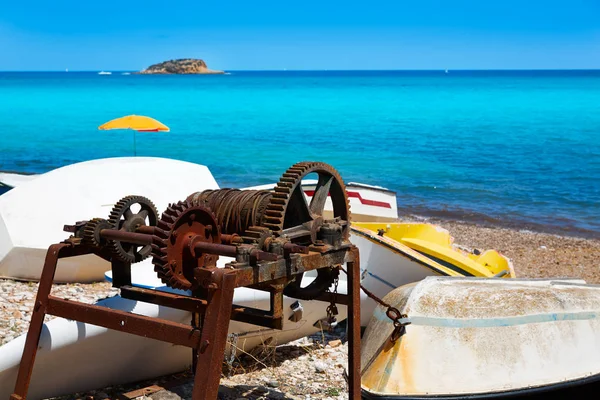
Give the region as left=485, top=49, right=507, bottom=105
left=1, top=220, right=599, bottom=399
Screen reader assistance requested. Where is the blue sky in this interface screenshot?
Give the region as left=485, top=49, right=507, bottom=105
left=1, top=0, right=599, bottom=70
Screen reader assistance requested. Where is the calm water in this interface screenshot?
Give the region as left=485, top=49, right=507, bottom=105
left=0, top=71, right=599, bottom=237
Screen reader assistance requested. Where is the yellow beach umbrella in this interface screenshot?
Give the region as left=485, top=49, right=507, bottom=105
left=98, top=114, right=170, bottom=156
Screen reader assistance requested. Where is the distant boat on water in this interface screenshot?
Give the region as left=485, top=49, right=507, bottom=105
left=121, top=72, right=131, bottom=75
left=98, top=71, right=112, bottom=75
left=445, top=69, right=449, bottom=74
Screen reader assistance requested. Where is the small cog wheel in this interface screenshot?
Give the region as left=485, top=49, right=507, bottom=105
left=82, top=218, right=112, bottom=248
left=108, top=195, right=158, bottom=263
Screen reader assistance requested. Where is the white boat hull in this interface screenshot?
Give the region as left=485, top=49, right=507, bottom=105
left=361, top=277, right=600, bottom=398
left=0, top=157, right=219, bottom=283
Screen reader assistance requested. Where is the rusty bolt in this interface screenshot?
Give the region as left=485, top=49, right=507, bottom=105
left=200, top=340, right=210, bottom=353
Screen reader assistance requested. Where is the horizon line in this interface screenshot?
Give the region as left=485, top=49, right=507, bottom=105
left=1, top=68, right=600, bottom=73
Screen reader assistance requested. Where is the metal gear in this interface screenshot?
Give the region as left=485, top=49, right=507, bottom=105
left=262, top=161, right=351, bottom=241
left=262, top=162, right=351, bottom=300
left=241, top=226, right=273, bottom=251
left=151, top=201, right=221, bottom=290
left=81, top=218, right=112, bottom=248
left=108, top=195, right=158, bottom=263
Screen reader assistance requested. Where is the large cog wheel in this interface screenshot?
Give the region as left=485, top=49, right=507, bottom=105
left=108, top=195, right=158, bottom=263
left=262, top=161, right=351, bottom=241
left=262, top=162, right=351, bottom=300
left=151, top=201, right=221, bottom=290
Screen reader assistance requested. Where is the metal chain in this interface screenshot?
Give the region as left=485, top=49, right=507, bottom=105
left=340, top=267, right=410, bottom=343
left=225, top=333, right=238, bottom=367
left=325, top=268, right=340, bottom=332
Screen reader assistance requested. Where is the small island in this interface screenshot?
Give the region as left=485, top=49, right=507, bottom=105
left=139, top=59, right=224, bottom=74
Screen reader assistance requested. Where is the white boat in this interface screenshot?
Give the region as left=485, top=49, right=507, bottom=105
left=245, top=180, right=398, bottom=222
left=0, top=258, right=359, bottom=400
left=98, top=71, right=112, bottom=75
left=362, top=276, right=600, bottom=399
left=0, top=157, right=218, bottom=283
left=0, top=171, right=37, bottom=189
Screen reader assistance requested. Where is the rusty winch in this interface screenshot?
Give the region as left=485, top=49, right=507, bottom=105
left=10, top=161, right=362, bottom=400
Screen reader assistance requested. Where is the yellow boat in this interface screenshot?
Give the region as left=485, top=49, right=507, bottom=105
left=353, top=222, right=514, bottom=277
left=349, top=222, right=515, bottom=325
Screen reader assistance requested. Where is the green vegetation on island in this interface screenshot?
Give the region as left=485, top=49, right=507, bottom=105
left=139, top=59, right=224, bottom=74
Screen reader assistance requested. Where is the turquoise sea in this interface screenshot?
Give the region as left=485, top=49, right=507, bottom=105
left=0, top=71, right=599, bottom=237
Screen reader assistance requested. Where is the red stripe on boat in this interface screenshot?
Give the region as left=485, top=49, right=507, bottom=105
left=304, top=190, right=391, bottom=209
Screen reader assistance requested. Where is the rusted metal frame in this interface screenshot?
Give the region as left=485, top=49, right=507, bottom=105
left=227, top=282, right=283, bottom=329
left=192, top=269, right=237, bottom=400
left=232, top=249, right=348, bottom=288
left=10, top=242, right=93, bottom=400
left=117, top=384, right=166, bottom=400
left=192, top=241, right=278, bottom=262
left=270, top=285, right=284, bottom=325
left=230, top=304, right=280, bottom=329
left=46, top=297, right=202, bottom=348
left=110, top=259, right=133, bottom=288
left=346, top=246, right=362, bottom=399
left=119, top=285, right=208, bottom=313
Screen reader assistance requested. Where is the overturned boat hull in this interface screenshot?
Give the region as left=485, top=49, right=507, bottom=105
left=0, top=157, right=219, bottom=283
left=361, top=277, right=600, bottom=399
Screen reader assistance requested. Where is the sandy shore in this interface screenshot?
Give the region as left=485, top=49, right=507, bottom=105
left=1, top=220, right=599, bottom=399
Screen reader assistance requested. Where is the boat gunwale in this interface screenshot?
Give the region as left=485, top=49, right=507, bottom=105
left=361, top=370, right=600, bottom=399
left=350, top=224, right=512, bottom=278
left=350, top=225, right=461, bottom=277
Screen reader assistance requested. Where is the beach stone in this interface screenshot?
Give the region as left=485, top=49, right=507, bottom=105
left=265, top=379, right=279, bottom=388
left=148, top=390, right=180, bottom=400
left=328, top=340, right=342, bottom=348
left=314, top=361, right=327, bottom=373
